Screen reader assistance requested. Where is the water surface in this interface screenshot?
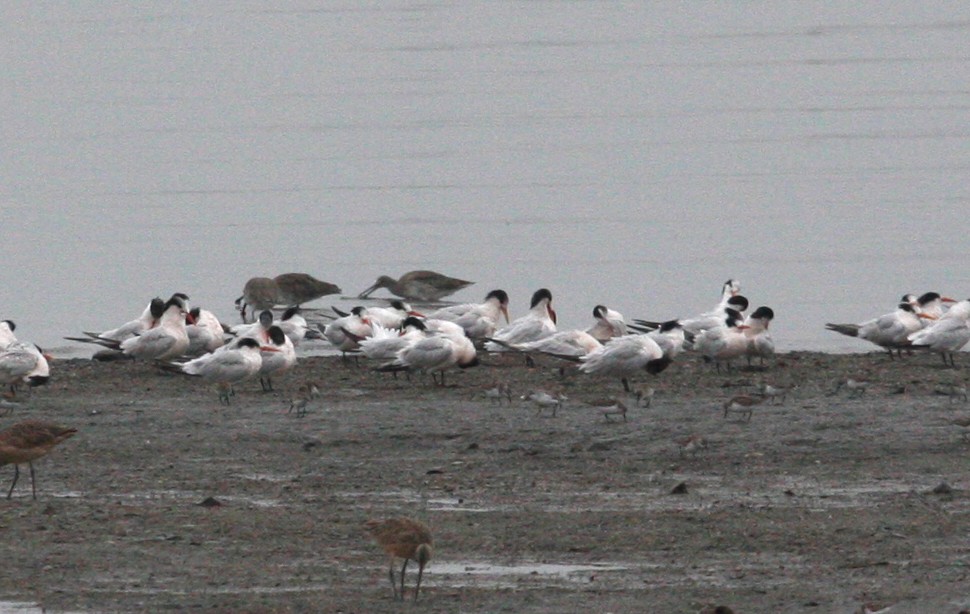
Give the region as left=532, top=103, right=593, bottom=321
left=3, top=3, right=969, bottom=354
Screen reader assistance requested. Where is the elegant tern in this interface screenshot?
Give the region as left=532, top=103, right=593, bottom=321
left=908, top=299, right=970, bottom=367
left=578, top=333, right=668, bottom=392
left=426, top=289, right=510, bottom=339
left=257, top=325, right=297, bottom=391
left=692, top=308, right=750, bottom=372
left=485, top=288, right=556, bottom=351
left=585, top=305, right=627, bottom=342
left=167, top=337, right=273, bottom=404
left=744, top=306, right=775, bottom=366
left=826, top=302, right=925, bottom=357
left=378, top=321, right=479, bottom=385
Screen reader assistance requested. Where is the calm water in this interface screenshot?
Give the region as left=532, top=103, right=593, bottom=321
left=3, top=3, right=969, bottom=355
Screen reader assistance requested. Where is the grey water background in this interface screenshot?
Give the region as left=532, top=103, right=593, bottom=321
left=3, top=2, right=969, bottom=356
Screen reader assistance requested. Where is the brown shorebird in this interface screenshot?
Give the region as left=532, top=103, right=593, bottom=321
left=358, top=270, right=473, bottom=302
left=723, top=395, right=762, bottom=421
left=483, top=380, right=513, bottom=405
left=757, top=383, right=790, bottom=405
left=364, top=517, right=433, bottom=602
left=236, top=277, right=279, bottom=322
left=0, top=420, right=77, bottom=499
left=288, top=381, right=321, bottom=417
left=522, top=390, right=566, bottom=417
left=677, top=434, right=708, bottom=457
left=273, top=273, right=341, bottom=307
left=834, top=378, right=868, bottom=397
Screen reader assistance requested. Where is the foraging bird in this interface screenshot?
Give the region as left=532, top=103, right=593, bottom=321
left=482, top=380, right=513, bottom=405
left=272, top=273, right=341, bottom=307
left=722, top=395, right=762, bottom=420
left=358, top=270, right=473, bottom=302
left=364, top=517, right=433, bottom=602
left=236, top=277, right=279, bottom=322
left=288, top=382, right=321, bottom=417
left=677, top=434, right=707, bottom=457
left=522, top=390, right=567, bottom=417
left=0, top=420, right=77, bottom=499
left=834, top=378, right=868, bottom=397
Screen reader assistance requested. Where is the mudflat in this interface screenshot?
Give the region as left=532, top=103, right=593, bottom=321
left=1, top=351, right=968, bottom=613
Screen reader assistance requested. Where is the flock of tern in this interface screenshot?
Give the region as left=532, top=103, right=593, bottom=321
left=3, top=269, right=969, bottom=406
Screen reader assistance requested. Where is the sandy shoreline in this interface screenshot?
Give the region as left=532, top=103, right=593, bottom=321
left=0, top=350, right=968, bottom=613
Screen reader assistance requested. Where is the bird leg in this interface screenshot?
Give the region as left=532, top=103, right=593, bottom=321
left=387, top=558, right=399, bottom=600
left=399, top=558, right=409, bottom=600
left=414, top=560, right=425, bottom=602
left=29, top=461, right=36, bottom=500
left=6, top=464, right=19, bottom=499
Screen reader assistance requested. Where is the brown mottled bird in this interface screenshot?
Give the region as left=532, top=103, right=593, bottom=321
left=0, top=420, right=77, bottom=499
left=364, top=517, right=433, bottom=602
left=358, top=270, right=473, bottom=302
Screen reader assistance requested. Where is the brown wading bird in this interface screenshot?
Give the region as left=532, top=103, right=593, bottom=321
left=272, top=273, right=341, bottom=307
left=358, top=270, right=473, bottom=302
left=0, top=420, right=77, bottom=499
left=365, top=517, right=433, bottom=602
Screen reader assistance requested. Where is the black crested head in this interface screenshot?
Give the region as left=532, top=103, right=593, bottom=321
left=402, top=316, right=427, bottom=331
left=189, top=307, right=201, bottom=318
left=918, top=292, right=941, bottom=305
left=724, top=308, right=744, bottom=328
left=237, top=337, right=261, bottom=349
left=750, top=306, right=774, bottom=320
left=898, top=303, right=916, bottom=313
left=169, top=293, right=190, bottom=308
left=267, top=325, right=287, bottom=345
left=592, top=305, right=607, bottom=319
left=282, top=306, right=300, bottom=320
left=726, top=295, right=749, bottom=311
left=351, top=306, right=367, bottom=316
left=486, top=289, right=509, bottom=304
left=1, top=320, right=14, bottom=331
left=258, top=310, right=274, bottom=326
left=165, top=296, right=186, bottom=311
left=149, top=298, right=166, bottom=318
left=389, top=300, right=408, bottom=311
left=530, top=288, right=553, bottom=309
left=658, top=319, right=682, bottom=332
